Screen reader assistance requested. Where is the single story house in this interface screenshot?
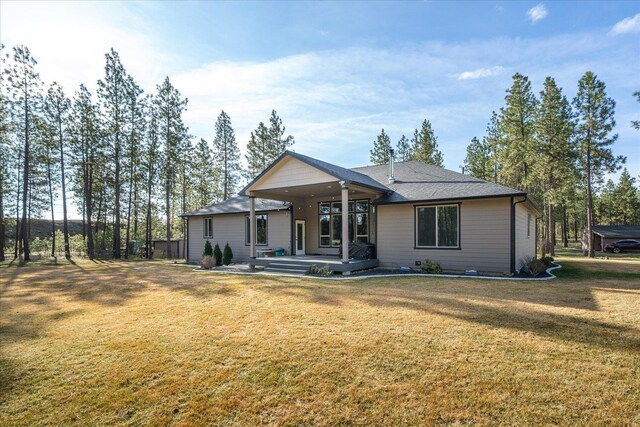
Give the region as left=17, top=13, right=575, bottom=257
left=583, top=225, right=640, bottom=252
left=182, top=151, right=540, bottom=275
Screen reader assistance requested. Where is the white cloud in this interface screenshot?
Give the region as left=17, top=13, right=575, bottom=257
left=1, top=2, right=174, bottom=96
left=527, top=4, right=548, bottom=23
left=610, top=13, right=640, bottom=35
left=456, top=66, right=505, bottom=80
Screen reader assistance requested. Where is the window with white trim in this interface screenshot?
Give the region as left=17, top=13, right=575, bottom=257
left=415, top=204, right=459, bottom=248
left=527, top=213, right=531, bottom=238
left=245, top=214, right=268, bottom=245
left=203, top=218, right=213, bottom=238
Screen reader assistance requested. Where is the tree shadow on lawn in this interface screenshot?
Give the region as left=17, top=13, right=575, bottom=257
left=258, top=279, right=640, bottom=354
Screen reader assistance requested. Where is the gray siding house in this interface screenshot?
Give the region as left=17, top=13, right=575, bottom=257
left=182, top=151, right=540, bottom=275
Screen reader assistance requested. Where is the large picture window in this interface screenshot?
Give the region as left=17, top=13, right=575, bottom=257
left=415, top=204, right=459, bottom=248
left=319, top=199, right=369, bottom=247
left=245, top=214, right=268, bottom=246
left=203, top=218, right=213, bottom=238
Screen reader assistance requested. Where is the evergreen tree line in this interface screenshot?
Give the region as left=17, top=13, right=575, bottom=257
left=462, top=72, right=638, bottom=257
left=0, top=45, right=294, bottom=262
left=370, top=119, right=444, bottom=167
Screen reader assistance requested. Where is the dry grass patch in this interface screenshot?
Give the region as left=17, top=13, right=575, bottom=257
left=1, top=259, right=639, bottom=426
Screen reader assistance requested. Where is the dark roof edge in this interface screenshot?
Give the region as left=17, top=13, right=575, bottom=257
left=372, top=192, right=527, bottom=206
left=180, top=206, right=289, bottom=218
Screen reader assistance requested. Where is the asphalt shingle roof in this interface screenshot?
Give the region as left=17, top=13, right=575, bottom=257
left=181, top=196, right=289, bottom=217
left=186, top=155, right=529, bottom=217
left=592, top=225, right=640, bottom=239
left=351, top=160, right=525, bottom=204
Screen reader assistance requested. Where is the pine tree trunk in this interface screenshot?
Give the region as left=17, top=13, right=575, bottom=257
left=133, top=181, right=139, bottom=243
left=549, top=203, right=555, bottom=256
left=125, top=167, right=133, bottom=259
left=146, top=173, right=153, bottom=259
left=20, top=92, right=30, bottom=261
left=586, top=144, right=595, bottom=257
left=46, top=157, right=56, bottom=258
left=113, top=135, right=121, bottom=259
left=0, top=172, right=4, bottom=261
left=58, top=119, right=71, bottom=259
left=562, top=205, right=568, bottom=247
left=86, top=164, right=95, bottom=260
left=14, top=162, right=20, bottom=259
left=165, top=182, right=172, bottom=259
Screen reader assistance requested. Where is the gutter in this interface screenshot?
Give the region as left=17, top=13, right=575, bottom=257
left=511, top=195, right=528, bottom=274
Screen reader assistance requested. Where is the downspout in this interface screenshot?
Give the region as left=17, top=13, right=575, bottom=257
left=185, top=217, right=189, bottom=262
left=511, top=195, right=528, bottom=274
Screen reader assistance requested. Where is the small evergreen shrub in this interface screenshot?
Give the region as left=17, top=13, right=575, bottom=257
left=222, top=242, right=233, bottom=265
left=420, top=259, right=442, bottom=274
left=203, top=240, right=213, bottom=257
left=213, top=243, right=222, bottom=266
left=201, top=255, right=215, bottom=269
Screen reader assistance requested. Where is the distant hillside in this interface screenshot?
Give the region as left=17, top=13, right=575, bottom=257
left=4, top=219, right=86, bottom=240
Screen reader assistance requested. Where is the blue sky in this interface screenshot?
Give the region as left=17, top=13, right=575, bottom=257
left=2, top=1, right=639, bottom=187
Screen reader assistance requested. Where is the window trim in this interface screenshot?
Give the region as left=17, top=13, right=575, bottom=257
left=203, top=217, right=213, bottom=239
left=318, top=199, right=370, bottom=248
left=244, top=213, right=269, bottom=246
left=527, top=213, right=531, bottom=238
left=414, top=203, right=461, bottom=250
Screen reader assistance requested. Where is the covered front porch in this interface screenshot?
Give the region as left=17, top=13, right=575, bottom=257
left=241, top=151, right=389, bottom=275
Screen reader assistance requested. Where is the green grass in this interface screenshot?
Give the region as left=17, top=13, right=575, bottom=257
left=1, top=256, right=639, bottom=426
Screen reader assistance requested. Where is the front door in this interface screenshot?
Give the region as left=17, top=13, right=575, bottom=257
left=295, top=220, right=306, bottom=255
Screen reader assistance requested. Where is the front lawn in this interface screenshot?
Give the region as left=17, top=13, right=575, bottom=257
left=1, top=257, right=638, bottom=425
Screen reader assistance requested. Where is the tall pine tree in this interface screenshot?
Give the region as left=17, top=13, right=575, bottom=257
left=395, top=135, right=413, bottom=161
left=97, top=49, right=128, bottom=259
left=573, top=71, right=624, bottom=257
left=411, top=119, right=443, bottom=166
left=463, top=137, right=492, bottom=180
left=498, top=73, right=538, bottom=193
left=370, top=128, right=391, bottom=165
left=155, top=77, right=188, bottom=259
left=534, top=77, right=576, bottom=256
left=212, top=110, right=240, bottom=200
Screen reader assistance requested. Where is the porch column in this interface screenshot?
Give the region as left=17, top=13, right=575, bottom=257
left=341, top=183, right=349, bottom=268
left=249, top=195, right=256, bottom=268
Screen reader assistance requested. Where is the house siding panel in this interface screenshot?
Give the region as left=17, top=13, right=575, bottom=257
left=514, top=203, right=536, bottom=270
left=377, top=198, right=512, bottom=274
left=187, top=210, right=291, bottom=263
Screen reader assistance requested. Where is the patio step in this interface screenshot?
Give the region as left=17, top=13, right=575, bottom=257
left=263, top=262, right=311, bottom=274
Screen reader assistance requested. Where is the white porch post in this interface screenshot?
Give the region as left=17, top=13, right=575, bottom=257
left=341, top=183, right=349, bottom=270
left=249, top=195, right=256, bottom=268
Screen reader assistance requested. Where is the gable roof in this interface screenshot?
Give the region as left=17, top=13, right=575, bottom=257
left=240, top=150, right=390, bottom=196
left=351, top=160, right=526, bottom=204
left=592, top=225, right=640, bottom=239
left=181, top=196, right=289, bottom=217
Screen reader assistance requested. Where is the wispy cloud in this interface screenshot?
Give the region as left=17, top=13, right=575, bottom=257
left=527, top=4, right=548, bottom=23
left=610, top=13, right=640, bottom=35
left=456, top=66, right=505, bottom=81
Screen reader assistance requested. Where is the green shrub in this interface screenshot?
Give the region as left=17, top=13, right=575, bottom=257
left=203, top=240, right=213, bottom=257
left=213, top=243, right=222, bottom=266
left=420, top=259, right=442, bottom=274
left=222, top=242, right=233, bottom=265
